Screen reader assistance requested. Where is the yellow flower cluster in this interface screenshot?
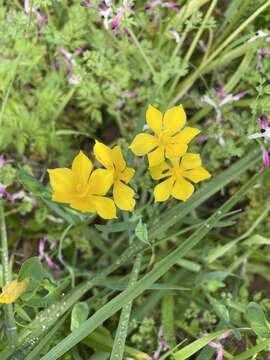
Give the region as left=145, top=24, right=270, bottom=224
left=130, top=104, right=211, bottom=202
left=48, top=104, right=210, bottom=219
left=48, top=142, right=135, bottom=219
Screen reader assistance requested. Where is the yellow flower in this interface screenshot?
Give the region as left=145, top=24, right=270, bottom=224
left=48, top=151, right=116, bottom=219
left=150, top=153, right=211, bottom=202
left=94, top=141, right=136, bottom=211
left=129, top=104, right=201, bottom=167
left=0, top=278, right=29, bottom=304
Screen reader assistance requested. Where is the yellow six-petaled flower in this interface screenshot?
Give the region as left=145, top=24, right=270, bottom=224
left=94, top=141, right=136, bottom=211
left=129, top=104, right=201, bottom=167
left=150, top=153, right=211, bottom=202
left=48, top=151, right=116, bottom=219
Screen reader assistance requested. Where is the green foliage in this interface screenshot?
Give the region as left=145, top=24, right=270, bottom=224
left=0, top=0, right=270, bottom=359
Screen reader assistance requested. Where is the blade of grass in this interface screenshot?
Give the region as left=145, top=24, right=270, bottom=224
left=173, top=329, right=230, bottom=359
left=25, top=313, right=69, bottom=360
left=40, top=171, right=262, bottom=360
left=110, top=253, right=142, bottom=360
left=162, top=290, right=176, bottom=347
left=0, top=202, right=17, bottom=345
left=232, top=339, right=270, bottom=360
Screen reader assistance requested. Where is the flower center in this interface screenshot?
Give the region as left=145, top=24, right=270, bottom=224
left=75, top=183, right=89, bottom=198
left=159, top=130, right=171, bottom=145
left=171, top=166, right=183, bottom=180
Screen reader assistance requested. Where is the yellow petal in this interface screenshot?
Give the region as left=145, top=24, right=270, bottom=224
left=71, top=151, right=93, bottom=185
left=0, top=278, right=29, bottom=304
left=88, top=169, right=113, bottom=195
left=121, top=167, right=135, bottom=183
left=148, top=145, right=165, bottom=167
left=149, top=162, right=170, bottom=180
left=183, top=167, right=211, bottom=183
left=163, top=105, right=186, bottom=135
left=171, top=177, right=194, bottom=201
left=166, top=143, right=187, bottom=159
left=94, top=141, right=114, bottom=168
left=180, top=153, right=201, bottom=170
left=112, top=145, right=126, bottom=172
left=146, top=104, right=163, bottom=134
left=129, top=133, right=159, bottom=156
left=154, top=177, right=174, bottom=202
left=92, top=196, right=117, bottom=219
left=47, top=168, right=74, bottom=193
left=70, top=197, right=96, bottom=213
left=172, top=127, right=201, bottom=144
left=52, top=192, right=75, bottom=204
left=113, top=181, right=135, bottom=211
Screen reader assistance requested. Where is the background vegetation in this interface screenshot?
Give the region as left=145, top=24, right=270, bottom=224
left=0, top=0, right=270, bottom=358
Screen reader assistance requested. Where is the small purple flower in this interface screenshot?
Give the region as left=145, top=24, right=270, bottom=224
left=0, top=156, right=7, bottom=169
left=0, top=184, right=6, bottom=198
left=152, top=326, right=169, bottom=360
left=125, top=91, right=138, bottom=98
left=111, top=8, right=125, bottom=33
left=208, top=331, right=233, bottom=360
left=80, top=1, right=96, bottom=8
left=146, top=0, right=179, bottom=11
left=248, top=30, right=269, bottom=43
left=261, top=145, right=269, bottom=168
left=161, top=2, right=180, bottom=10
left=98, top=3, right=113, bottom=29
left=258, top=48, right=270, bottom=59
left=59, top=47, right=85, bottom=84
left=24, top=0, right=48, bottom=24
left=115, top=101, right=125, bottom=110
left=202, top=88, right=246, bottom=123
left=6, top=190, right=25, bottom=202
left=249, top=115, right=270, bottom=142
left=258, top=115, right=269, bottom=130
left=39, top=238, right=60, bottom=270
left=145, top=0, right=161, bottom=11
left=261, top=48, right=270, bottom=60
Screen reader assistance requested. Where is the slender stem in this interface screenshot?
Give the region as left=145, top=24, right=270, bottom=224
left=58, top=224, right=75, bottom=287
left=0, top=202, right=17, bottom=345
left=110, top=253, right=142, bottom=360
left=182, top=0, right=218, bottom=70
left=128, top=28, right=156, bottom=77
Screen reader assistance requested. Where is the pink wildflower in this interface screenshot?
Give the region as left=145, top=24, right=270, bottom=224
left=208, top=331, right=233, bottom=360
left=39, top=238, right=60, bottom=270
left=152, top=327, right=169, bottom=360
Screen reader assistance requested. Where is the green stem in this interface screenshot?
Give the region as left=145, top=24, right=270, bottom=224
left=182, top=0, right=218, bottom=71
left=128, top=28, right=156, bottom=77
left=110, top=253, right=142, bottom=360
left=211, top=0, right=254, bottom=52
left=0, top=202, right=17, bottom=345
left=58, top=224, right=75, bottom=287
